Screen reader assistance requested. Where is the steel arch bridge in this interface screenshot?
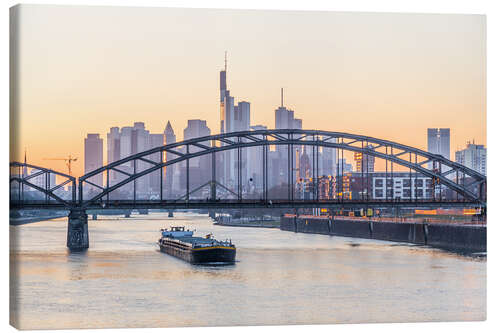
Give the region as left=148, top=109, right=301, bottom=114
left=11, top=129, right=486, bottom=210
left=10, top=129, right=486, bottom=250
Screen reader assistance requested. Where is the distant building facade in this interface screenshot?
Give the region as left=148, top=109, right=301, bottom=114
left=273, top=88, right=303, bottom=189
left=248, top=125, right=267, bottom=191
left=455, top=142, right=487, bottom=175
left=104, top=122, right=170, bottom=199
left=326, top=172, right=433, bottom=201
left=84, top=133, right=103, bottom=188
left=427, top=128, right=450, bottom=159
left=181, top=119, right=211, bottom=197
left=354, top=144, right=375, bottom=173
left=219, top=54, right=251, bottom=188
left=164, top=121, right=177, bottom=198
left=337, top=158, right=353, bottom=173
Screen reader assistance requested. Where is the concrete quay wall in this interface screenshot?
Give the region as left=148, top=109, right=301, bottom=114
left=280, top=216, right=486, bottom=253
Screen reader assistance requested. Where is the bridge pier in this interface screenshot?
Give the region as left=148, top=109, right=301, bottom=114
left=67, top=209, right=89, bottom=251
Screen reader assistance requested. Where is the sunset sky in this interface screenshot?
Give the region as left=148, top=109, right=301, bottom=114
left=11, top=5, right=486, bottom=178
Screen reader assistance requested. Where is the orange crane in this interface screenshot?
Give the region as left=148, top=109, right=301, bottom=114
left=43, top=155, right=78, bottom=176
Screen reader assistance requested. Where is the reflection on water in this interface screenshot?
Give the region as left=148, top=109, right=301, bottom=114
left=10, top=212, right=486, bottom=329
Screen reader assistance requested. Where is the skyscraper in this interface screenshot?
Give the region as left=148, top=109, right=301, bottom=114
left=164, top=121, right=177, bottom=197
left=249, top=125, right=267, bottom=190
left=234, top=101, right=250, bottom=131
left=427, top=128, right=450, bottom=159
left=455, top=142, right=487, bottom=175
left=321, top=146, right=336, bottom=177
left=131, top=122, right=151, bottom=196
left=275, top=89, right=302, bottom=130
left=148, top=133, right=164, bottom=194
left=84, top=133, right=103, bottom=188
left=218, top=53, right=251, bottom=188
left=106, top=122, right=166, bottom=198
left=273, top=88, right=302, bottom=188
left=182, top=120, right=211, bottom=195
left=355, top=145, right=375, bottom=173
left=427, top=128, right=450, bottom=173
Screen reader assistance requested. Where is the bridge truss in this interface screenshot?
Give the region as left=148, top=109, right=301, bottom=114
left=10, top=129, right=486, bottom=210
left=13, top=129, right=488, bottom=210
left=10, top=162, right=76, bottom=208
left=10, top=130, right=486, bottom=250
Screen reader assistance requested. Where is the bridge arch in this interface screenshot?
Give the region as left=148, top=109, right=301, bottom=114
left=10, top=162, right=76, bottom=208
left=79, top=129, right=486, bottom=207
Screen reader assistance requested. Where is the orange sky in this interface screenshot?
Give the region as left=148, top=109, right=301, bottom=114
left=10, top=5, right=486, bottom=178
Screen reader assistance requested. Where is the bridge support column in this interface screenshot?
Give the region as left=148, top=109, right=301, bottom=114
left=67, top=209, right=89, bottom=251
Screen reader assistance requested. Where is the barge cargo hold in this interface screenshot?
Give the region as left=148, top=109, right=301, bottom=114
left=158, top=226, right=236, bottom=264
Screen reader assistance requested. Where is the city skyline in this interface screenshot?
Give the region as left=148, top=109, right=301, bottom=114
left=11, top=5, right=486, bottom=177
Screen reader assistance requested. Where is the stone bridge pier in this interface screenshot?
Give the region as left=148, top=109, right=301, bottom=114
left=67, top=209, right=89, bottom=250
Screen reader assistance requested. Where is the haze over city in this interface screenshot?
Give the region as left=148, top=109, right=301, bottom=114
left=11, top=5, right=486, bottom=177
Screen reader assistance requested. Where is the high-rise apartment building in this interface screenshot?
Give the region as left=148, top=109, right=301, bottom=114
left=455, top=142, right=487, bottom=175
left=354, top=144, right=375, bottom=173
left=427, top=128, right=451, bottom=174
left=427, top=128, right=450, bottom=159
left=84, top=133, right=103, bottom=188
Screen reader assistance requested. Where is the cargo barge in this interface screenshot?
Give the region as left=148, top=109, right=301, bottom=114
left=158, top=226, right=236, bottom=264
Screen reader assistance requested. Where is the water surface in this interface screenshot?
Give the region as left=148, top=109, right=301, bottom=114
left=10, top=212, right=486, bottom=329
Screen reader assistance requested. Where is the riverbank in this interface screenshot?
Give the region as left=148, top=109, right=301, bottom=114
left=281, top=215, right=486, bottom=253
left=10, top=214, right=68, bottom=226
left=214, top=215, right=280, bottom=228
left=213, top=221, right=279, bottom=228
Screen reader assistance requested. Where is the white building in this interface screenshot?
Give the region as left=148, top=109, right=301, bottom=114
left=371, top=172, right=433, bottom=200
left=455, top=142, right=487, bottom=175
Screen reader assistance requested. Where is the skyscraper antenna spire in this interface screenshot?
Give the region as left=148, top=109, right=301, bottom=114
left=281, top=88, right=284, bottom=108
left=224, top=51, right=227, bottom=72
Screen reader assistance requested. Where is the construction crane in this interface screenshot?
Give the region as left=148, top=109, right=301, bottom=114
left=43, top=155, right=78, bottom=176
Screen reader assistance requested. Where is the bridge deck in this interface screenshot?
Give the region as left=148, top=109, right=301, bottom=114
left=10, top=199, right=484, bottom=210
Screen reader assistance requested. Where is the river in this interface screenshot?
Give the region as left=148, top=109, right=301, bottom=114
left=9, top=211, right=486, bottom=329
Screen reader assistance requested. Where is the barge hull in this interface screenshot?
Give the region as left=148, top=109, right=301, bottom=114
left=159, top=245, right=236, bottom=264
left=192, top=247, right=236, bottom=264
